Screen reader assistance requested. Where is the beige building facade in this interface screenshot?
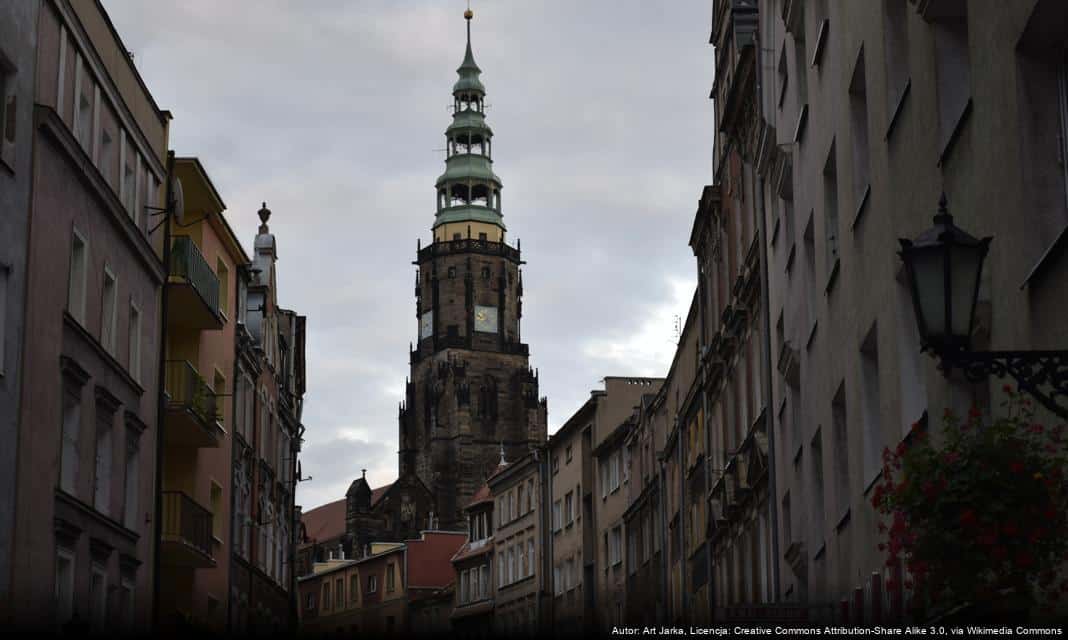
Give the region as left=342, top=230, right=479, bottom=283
left=750, top=0, right=1068, bottom=620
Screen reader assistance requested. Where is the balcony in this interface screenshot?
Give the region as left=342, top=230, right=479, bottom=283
left=160, top=491, right=215, bottom=568
left=168, top=235, right=223, bottom=330
left=164, top=360, right=224, bottom=448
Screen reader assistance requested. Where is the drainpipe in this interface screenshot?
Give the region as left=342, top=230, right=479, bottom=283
left=657, top=451, right=669, bottom=624
left=226, top=328, right=241, bottom=634
left=677, top=416, right=686, bottom=621
left=752, top=33, right=782, bottom=599
left=151, top=151, right=175, bottom=630
left=537, top=447, right=549, bottom=633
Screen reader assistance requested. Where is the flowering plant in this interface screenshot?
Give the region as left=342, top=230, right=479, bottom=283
left=872, top=387, right=1068, bottom=616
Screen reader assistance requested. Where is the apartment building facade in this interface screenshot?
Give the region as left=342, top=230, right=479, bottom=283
left=706, top=0, right=1068, bottom=622
left=0, top=0, right=39, bottom=618
left=230, top=203, right=307, bottom=634
left=488, top=451, right=546, bottom=634
left=10, top=0, right=169, bottom=631
left=451, top=482, right=496, bottom=634
left=157, top=157, right=249, bottom=630
left=299, top=533, right=465, bottom=635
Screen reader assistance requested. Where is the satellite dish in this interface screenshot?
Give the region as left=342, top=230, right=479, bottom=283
left=170, top=175, right=185, bottom=224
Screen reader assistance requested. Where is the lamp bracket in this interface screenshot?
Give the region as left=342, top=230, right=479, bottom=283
left=933, top=348, right=1068, bottom=420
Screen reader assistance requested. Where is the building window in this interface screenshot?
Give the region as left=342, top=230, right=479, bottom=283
left=120, top=133, right=137, bottom=214
left=811, top=429, right=826, bottom=544
left=367, top=574, right=377, bottom=594
left=322, top=581, right=331, bottom=612
left=0, top=53, right=17, bottom=168
left=822, top=142, right=839, bottom=277
left=849, top=48, right=871, bottom=212
left=93, top=412, right=113, bottom=516
left=60, top=387, right=82, bottom=496
left=860, top=325, right=883, bottom=488
left=931, top=5, right=971, bottom=154
left=119, top=577, right=135, bottom=630
left=128, top=302, right=141, bottom=383
left=335, top=577, right=344, bottom=608
left=386, top=563, right=396, bottom=592
left=551, top=455, right=559, bottom=474
left=217, top=259, right=229, bottom=317
left=610, top=526, right=623, bottom=566
left=122, top=430, right=140, bottom=530
left=527, top=539, right=535, bottom=579
left=89, top=563, right=107, bottom=630
left=883, top=0, right=910, bottom=117
left=210, top=481, right=223, bottom=541
left=55, top=547, right=75, bottom=625
left=552, top=500, right=561, bottom=532
left=101, top=266, right=117, bottom=354
left=350, top=574, right=358, bottom=604
left=0, top=265, right=7, bottom=376
left=68, top=229, right=88, bottom=325
left=73, top=54, right=93, bottom=151
left=564, top=492, right=574, bottom=526
left=831, top=383, right=850, bottom=517
left=526, top=478, right=534, bottom=512
left=516, top=484, right=524, bottom=518
left=305, top=592, right=315, bottom=610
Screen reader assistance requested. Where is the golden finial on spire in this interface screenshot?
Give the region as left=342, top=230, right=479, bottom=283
left=464, top=0, right=473, bottom=20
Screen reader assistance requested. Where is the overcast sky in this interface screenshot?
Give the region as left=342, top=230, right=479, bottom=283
left=103, top=0, right=715, bottom=511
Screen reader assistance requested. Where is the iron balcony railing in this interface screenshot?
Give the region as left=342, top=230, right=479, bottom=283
left=170, top=235, right=220, bottom=314
left=165, top=360, right=221, bottom=425
left=161, top=491, right=213, bottom=560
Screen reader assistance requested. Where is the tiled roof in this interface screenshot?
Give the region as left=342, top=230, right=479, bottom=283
left=467, top=483, right=493, bottom=509
left=406, top=531, right=467, bottom=589
left=301, top=483, right=393, bottom=543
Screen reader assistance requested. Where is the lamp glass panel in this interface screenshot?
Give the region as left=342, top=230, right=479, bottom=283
left=949, top=243, right=983, bottom=339
left=911, top=247, right=946, bottom=340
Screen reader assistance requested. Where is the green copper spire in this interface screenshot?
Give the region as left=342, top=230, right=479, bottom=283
left=434, top=8, right=505, bottom=233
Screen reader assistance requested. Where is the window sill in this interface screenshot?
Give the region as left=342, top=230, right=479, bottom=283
left=810, top=19, right=829, bottom=68
left=792, top=105, right=809, bottom=144
left=835, top=507, right=852, bottom=533
left=850, top=184, right=871, bottom=231
left=884, top=78, right=911, bottom=142
left=824, top=259, right=840, bottom=295
left=770, top=216, right=781, bottom=247
left=1021, top=224, right=1068, bottom=291
left=863, top=469, right=883, bottom=497
left=785, top=242, right=796, bottom=275
left=805, top=320, right=818, bottom=351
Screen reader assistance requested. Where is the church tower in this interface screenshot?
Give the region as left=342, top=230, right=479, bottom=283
left=400, top=9, right=548, bottom=529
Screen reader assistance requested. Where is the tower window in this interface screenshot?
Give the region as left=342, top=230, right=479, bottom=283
left=478, top=232, right=487, bottom=242
left=481, top=267, right=490, bottom=280
left=453, top=233, right=462, bottom=241
left=448, top=266, right=456, bottom=279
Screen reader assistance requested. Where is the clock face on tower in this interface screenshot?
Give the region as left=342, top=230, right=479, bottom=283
left=420, top=311, right=433, bottom=339
left=474, top=305, right=498, bottom=333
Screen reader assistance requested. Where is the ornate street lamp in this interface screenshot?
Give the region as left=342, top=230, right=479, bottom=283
left=898, top=194, right=1068, bottom=420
